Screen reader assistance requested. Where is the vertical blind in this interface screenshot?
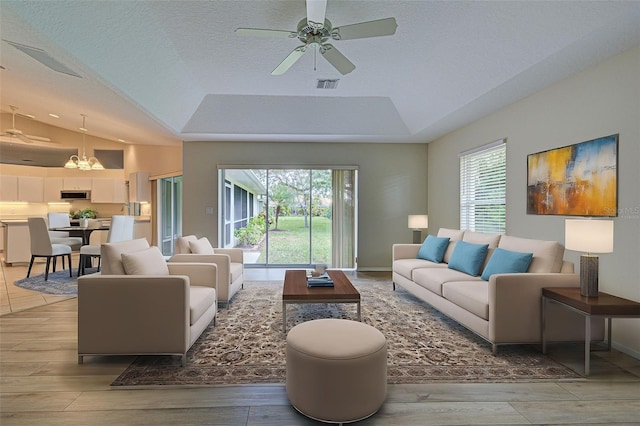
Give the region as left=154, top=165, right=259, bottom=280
left=459, top=140, right=506, bottom=234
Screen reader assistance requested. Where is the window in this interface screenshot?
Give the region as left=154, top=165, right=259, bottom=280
left=459, top=140, right=506, bottom=233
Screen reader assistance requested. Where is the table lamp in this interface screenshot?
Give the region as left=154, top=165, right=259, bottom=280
left=408, top=215, right=429, bottom=244
left=565, top=219, right=614, bottom=297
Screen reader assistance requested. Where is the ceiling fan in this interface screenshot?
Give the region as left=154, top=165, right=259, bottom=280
left=1, top=105, right=51, bottom=143
left=235, top=0, right=397, bottom=75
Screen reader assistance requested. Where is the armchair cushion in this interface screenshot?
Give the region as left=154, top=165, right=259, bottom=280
left=101, top=238, right=150, bottom=274
left=176, top=235, right=198, bottom=254
left=189, top=237, right=215, bottom=254
left=121, top=246, right=170, bottom=276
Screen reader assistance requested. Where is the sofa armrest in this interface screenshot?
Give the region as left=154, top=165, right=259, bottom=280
left=167, top=262, right=217, bottom=289
left=392, top=244, right=421, bottom=261
left=213, top=248, right=244, bottom=264
left=77, top=274, right=190, bottom=355
left=488, top=272, right=585, bottom=343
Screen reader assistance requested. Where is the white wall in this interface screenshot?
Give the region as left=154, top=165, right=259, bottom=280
left=182, top=142, right=428, bottom=269
left=428, top=45, right=640, bottom=357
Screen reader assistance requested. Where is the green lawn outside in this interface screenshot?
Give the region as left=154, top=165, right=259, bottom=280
left=257, top=216, right=331, bottom=264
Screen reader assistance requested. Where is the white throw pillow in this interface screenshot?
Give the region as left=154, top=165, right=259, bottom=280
left=121, top=246, right=169, bottom=275
left=189, top=237, right=215, bottom=254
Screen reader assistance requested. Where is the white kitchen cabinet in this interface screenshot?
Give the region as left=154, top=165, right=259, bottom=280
left=2, top=221, right=31, bottom=264
left=113, top=179, right=127, bottom=203
left=63, top=177, right=92, bottom=190
left=91, top=179, right=127, bottom=203
left=91, top=178, right=114, bottom=203
left=18, top=176, right=44, bottom=202
left=129, top=172, right=151, bottom=202
left=44, top=178, right=64, bottom=202
left=0, top=176, right=18, bottom=201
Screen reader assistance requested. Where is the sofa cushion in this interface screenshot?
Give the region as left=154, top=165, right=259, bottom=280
left=481, top=248, right=533, bottom=281
left=101, top=238, right=150, bottom=275
left=462, top=231, right=501, bottom=248
left=189, top=286, right=217, bottom=326
left=121, top=246, right=170, bottom=276
left=437, top=228, right=465, bottom=263
left=413, top=267, right=481, bottom=296
left=189, top=237, right=215, bottom=254
left=175, top=235, right=198, bottom=254
left=395, top=259, right=446, bottom=279
left=448, top=240, right=489, bottom=276
left=417, top=235, right=450, bottom=263
left=498, top=235, right=565, bottom=273
left=442, top=281, right=489, bottom=320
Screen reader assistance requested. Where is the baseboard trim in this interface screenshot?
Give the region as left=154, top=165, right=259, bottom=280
left=612, top=341, right=640, bottom=361
left=357, top=267, right=392, bottom=272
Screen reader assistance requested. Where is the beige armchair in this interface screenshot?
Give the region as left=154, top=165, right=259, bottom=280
left=170, top=235, right=244, bottom=305
left=77, top=238, right=218, bottom=366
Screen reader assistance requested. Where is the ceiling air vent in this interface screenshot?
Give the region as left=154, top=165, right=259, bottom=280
left=316, top=79, right=339, bottom=89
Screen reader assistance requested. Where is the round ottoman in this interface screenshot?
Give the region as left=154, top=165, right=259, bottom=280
left=286, top=318, right=387, bottom=424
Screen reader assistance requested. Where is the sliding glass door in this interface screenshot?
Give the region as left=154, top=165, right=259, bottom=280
left=159, top=175, right=183, bottom=255
left=220, top=167, right=357, bottom=269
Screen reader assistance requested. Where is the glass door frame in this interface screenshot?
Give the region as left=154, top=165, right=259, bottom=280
left=219, top=166, right=358, bottom=270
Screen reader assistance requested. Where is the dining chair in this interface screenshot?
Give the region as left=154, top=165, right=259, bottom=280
left=78, top=215, right=135, bottom=276
left=47, top=212, right=83, bottom=250
left=27, top=217, right=73, bottom=281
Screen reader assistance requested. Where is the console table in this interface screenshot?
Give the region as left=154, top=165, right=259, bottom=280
left=541, top=287, right=640, bottom=376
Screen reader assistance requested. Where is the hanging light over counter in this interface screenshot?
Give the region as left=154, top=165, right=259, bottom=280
left=64, top=114, right=104, bottom=170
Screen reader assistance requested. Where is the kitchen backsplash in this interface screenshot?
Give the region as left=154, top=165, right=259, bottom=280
left=0, top=201, right=147, bottom=220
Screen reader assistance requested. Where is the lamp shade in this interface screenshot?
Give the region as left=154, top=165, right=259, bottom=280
left=408, top=215, right=429, bottom=229
left=565, top=219, right=614, bottom=253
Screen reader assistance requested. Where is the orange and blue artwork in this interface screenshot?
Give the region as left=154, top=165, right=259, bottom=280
left=527, top=134, right=618, bottom=216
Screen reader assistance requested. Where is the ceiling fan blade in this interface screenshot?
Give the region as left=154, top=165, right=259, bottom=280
left=320, top=44, right=355, bottom=75
left=306, top=0, right=327, bottom=29
left=235, top=28, right=297, bottom=38
left=332, top=17, right=398, bottom=40
left=272, top=46, right=307, bottom=75
left=25, top=134, right=52, bottom=143
left=16, top=133, right=34, bottom=143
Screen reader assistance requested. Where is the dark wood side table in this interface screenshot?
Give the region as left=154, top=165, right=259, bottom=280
left=542, top=287, right=640, bottom=376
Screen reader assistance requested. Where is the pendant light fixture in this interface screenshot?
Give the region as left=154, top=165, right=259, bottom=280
left=64, top=114, right=105, bottom=170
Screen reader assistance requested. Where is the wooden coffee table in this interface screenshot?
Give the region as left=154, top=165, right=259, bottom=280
left=282, top=269, right=361, bottom=332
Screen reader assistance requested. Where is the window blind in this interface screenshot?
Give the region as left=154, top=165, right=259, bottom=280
left=460, top=140, right=506, bottom=234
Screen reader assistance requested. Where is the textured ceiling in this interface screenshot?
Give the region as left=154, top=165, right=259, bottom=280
left=1, top=1, right=639, bottom=147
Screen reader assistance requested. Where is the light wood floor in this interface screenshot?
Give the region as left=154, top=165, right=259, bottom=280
left=1, top=258, right=639, bottom=425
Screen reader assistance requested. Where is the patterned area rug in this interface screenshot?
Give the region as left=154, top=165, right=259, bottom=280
left=111, top=278, right=579, bottom=387
left=14, top=268, right=96, bottom=295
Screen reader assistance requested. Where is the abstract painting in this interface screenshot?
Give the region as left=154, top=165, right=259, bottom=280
left=527, top=134, right=618, bottom=216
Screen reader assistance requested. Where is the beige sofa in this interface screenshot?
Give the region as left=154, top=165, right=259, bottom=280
left=170, top=235, right=244, bottom=305
left=392, top=228, right=604, bottom=353
left=77, top=238, right=218, bottom=366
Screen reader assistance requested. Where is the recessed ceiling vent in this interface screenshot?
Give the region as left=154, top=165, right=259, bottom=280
left=317, top=79, right=339, bottom=89
left=3, top=39, right=82, bottom=78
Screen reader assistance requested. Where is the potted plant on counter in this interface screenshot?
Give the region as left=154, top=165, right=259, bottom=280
left=71, top=208, right=98, bottom=227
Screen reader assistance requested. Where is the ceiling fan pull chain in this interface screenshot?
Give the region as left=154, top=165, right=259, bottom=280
left=314, top=46, right=317, bottom=71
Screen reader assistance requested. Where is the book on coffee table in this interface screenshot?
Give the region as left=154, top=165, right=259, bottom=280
left=307, top=276, right=334, bottom=287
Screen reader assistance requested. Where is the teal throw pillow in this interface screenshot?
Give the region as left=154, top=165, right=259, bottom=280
left=447, top=240, right=489, bottom=276
left=481, top=247, right=534, bottom=281
left=417, top=235, right=450, bottom=263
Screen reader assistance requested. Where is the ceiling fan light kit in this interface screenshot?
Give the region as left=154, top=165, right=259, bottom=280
left=64, top=114, right=104, bottom=171
left=236, top=0, right=397, bottom=75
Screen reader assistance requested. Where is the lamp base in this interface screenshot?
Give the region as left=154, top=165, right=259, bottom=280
left=412, top=230, right=423, bottom=244
left=580, top=254, right=599, bottom=297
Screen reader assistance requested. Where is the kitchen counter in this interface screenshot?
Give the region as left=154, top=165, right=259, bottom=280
left=1, top=216, right=153, bottom=265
